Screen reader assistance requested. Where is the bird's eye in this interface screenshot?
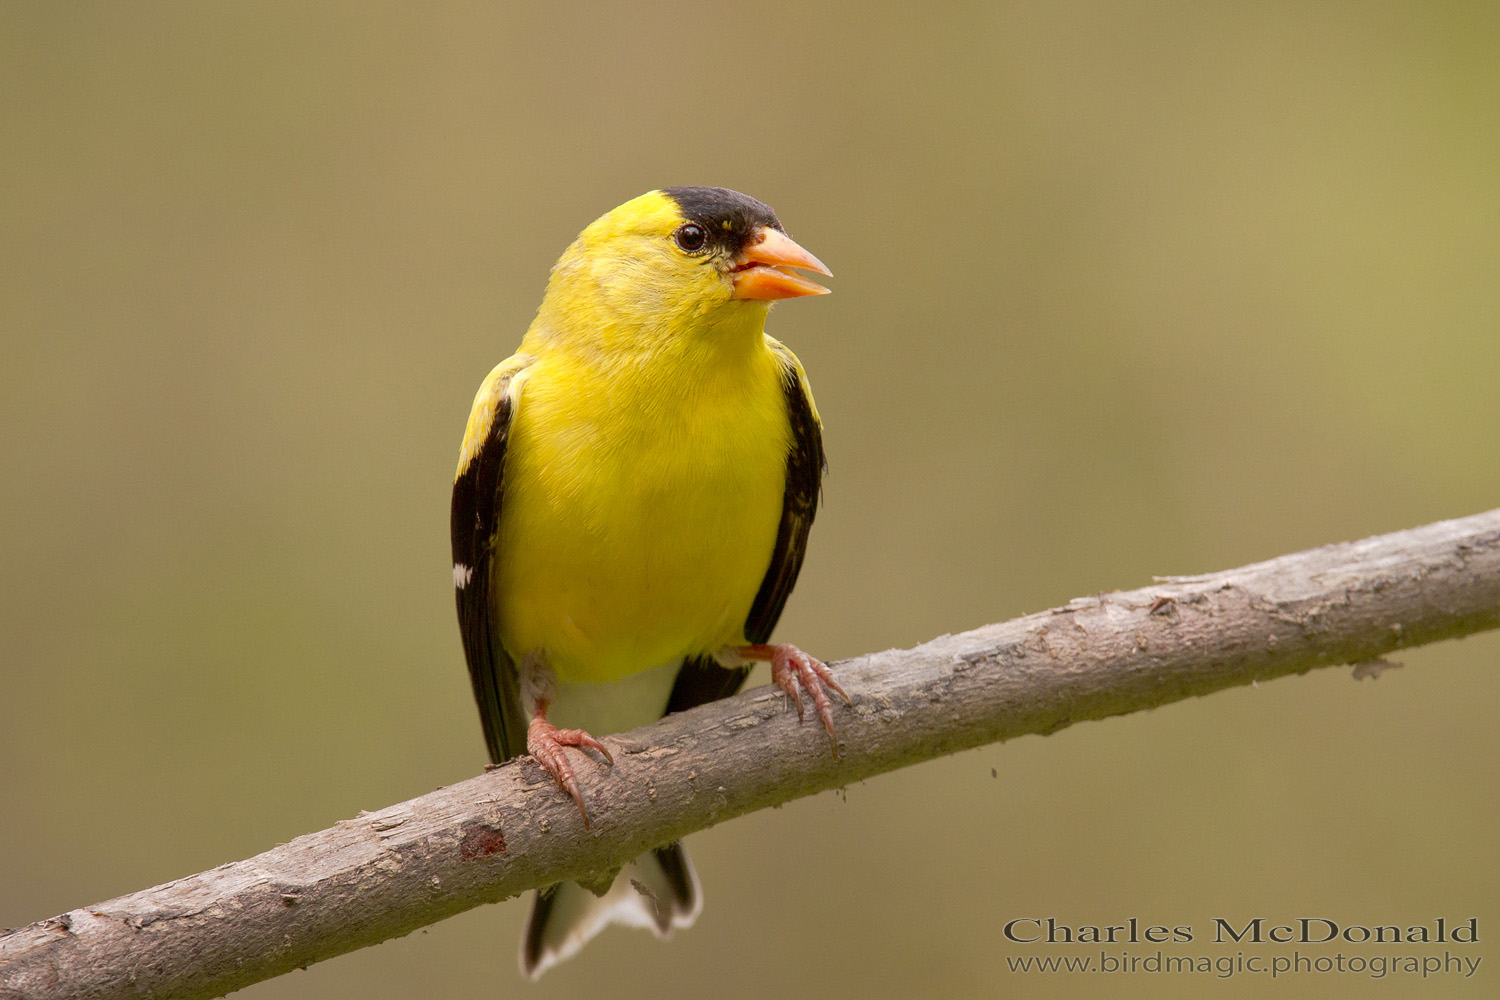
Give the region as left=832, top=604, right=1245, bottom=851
left=674, top=224, right=707, bottom=253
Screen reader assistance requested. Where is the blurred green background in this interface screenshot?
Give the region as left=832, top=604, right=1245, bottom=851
left=3, top=3, right=1497, bottom=997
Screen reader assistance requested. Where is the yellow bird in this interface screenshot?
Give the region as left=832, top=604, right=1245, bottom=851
left=450, top=187, right=845, bottom=977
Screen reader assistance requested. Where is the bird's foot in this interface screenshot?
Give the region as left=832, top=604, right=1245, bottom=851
left=526, top=712, right=613, bottom=829
left=736, top=643, right=850, bottom=742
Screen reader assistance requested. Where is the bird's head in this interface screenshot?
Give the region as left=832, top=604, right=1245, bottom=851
left=533, top=187, right=830, bottom=350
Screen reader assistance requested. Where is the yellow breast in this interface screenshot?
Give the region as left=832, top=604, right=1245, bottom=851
left=493, top=336, right=791, bottom=684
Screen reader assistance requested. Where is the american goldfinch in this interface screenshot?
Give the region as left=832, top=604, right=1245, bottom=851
left=450, top=187, right=844, bottom=977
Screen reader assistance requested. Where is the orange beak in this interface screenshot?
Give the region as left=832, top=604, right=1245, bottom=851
left=730, top=227, right=833, bottom=300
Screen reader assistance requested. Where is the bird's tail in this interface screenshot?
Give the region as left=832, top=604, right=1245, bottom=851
left=519, top=841, right=702, bottom=979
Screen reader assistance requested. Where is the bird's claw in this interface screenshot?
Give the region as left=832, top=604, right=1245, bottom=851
left=527, top=715, right=612, bottom=828
left=741, top=643, right=849, bottom=745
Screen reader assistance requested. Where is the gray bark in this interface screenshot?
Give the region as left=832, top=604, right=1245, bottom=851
left=5, top=509, right=1499, bottom=999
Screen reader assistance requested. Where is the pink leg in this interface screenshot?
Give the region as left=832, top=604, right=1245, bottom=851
left=527, top=700, right=613, bottom=829
left=736, top=643, right=851, bottom=741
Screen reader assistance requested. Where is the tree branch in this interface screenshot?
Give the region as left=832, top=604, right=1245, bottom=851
left=5, top=510, right=1500, bottom=999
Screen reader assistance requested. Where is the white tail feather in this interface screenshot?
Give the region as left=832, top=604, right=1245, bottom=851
left=520, top=844, right=701, bottom=979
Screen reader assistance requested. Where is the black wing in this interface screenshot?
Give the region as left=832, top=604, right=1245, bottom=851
left=451, top=361, right=530, bottom=763
left=665, top=344, right=825, bottom=715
